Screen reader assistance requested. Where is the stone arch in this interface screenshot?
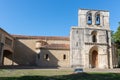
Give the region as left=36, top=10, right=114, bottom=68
left=2, top=50, right=13, bottom=66
left=87, top=11, right=92, bottom=25
left=91, top=30, right=97, bottom=43
left=89, top=46, right=98, bottom=68
left=95, top=11, right=101, bottom=25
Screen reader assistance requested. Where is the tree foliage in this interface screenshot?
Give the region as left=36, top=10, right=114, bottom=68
left=113, top=22, right=120, bottom=46
left=113, top=22, right=120, bottom=67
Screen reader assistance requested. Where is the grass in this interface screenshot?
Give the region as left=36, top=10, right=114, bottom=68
left=0, top=69, right=120, bottom=80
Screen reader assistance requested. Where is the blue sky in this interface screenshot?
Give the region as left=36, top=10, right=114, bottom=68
left=0, top=0, right=120, bottom=36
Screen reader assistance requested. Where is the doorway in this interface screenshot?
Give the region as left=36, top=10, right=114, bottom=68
left=91, top=50, right=98, bottom=68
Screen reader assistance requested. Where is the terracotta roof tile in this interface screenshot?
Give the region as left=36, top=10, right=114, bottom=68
left=41, top=44, right=70, bottom=50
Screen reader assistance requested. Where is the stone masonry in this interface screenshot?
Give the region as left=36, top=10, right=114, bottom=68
left=70, top=9, right=114, bottom=69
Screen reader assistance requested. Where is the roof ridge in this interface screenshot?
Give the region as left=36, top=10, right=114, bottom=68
left=12, top=34, right=69, bottom=41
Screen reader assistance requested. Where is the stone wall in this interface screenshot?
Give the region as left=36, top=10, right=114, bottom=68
left=14, top=37, right=70, bottom=67
left=0, top=28, right=14, bottom=66
left=37, top=49, right=70, bottom=68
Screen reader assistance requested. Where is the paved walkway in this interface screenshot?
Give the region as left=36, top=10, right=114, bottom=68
left=0, top=66, right=120, bottom=73
left=84, top=68, right=120, bottom=73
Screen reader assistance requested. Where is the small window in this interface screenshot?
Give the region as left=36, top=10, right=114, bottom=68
left=87, top=13, right=92, bottom=25
left=44, top=54, right=49, bottom=60
left=63, top=54, right=66, bottom=60
left=95, top=14, right=100, bottom=25
left=91, top=31, right=97, bottom=43
left=92, top=35, right=97, bottom=42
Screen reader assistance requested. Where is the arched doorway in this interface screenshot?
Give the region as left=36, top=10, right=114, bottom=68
left=2, top=50, right=13, bottom=65
left=91, top=50, right=98, bottom=68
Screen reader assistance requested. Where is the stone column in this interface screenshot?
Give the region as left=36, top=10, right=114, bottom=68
left=85, top=53, right=89, bottom=68
left=109, top=48, right=113, bottom=69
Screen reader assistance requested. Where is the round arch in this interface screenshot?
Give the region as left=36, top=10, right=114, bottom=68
left=95, top=11, right=101, bottom=25
left=86, top=11, right=92, bottom=25
left=91, top=30, right=97, bottom=43
left=89, top=46, right=98, bottom=68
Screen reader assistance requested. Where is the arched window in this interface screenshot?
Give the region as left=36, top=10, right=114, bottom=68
left=63, top=54, right=66, bottom=60
left=87, top=13, right=92, bottom=25
left=95, top=14, right=100, bottom=25
left=91, top=31, right=97, bottom=43
left=92, top=35, right=97, bottom=42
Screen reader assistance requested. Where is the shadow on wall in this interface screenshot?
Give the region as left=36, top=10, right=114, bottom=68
left=37, top=49, right=59, bottom=68
left=13, top=40, right=37, bottom=66
left=2, top=50, right=13, bottom=65
left=1, top=40, right=60, bottom=69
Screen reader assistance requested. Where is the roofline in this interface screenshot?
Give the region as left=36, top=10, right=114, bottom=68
left=41, top=47, right=70, bottom=50
left=78, top=8, right=109, bottom=12
left=12, top=34, right=70, bottom=41
left=0, top=28, right=14, bottom=38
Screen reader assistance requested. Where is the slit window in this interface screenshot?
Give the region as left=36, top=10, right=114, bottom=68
left=63, top=54, right=66, bottom=60
left=91, top=31, right=97, bottom=43
left=92, top=35, right=97, bottom=42
left=44, top=54, right=49, bottom=60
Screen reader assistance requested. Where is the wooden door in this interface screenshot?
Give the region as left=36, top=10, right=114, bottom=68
left=92, top=50, right=98, bottom=68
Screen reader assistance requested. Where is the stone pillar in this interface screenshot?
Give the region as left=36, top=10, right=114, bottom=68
left=108, top=31, right=113, bottom=69
left=85, top=53, right=89, bottom=68
left=109, top=48, right=113, bottom=69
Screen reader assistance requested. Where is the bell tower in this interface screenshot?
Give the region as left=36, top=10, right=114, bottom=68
left=70, top=9, right=113, bottom=69
left=78, top=9, right=110, bottom=30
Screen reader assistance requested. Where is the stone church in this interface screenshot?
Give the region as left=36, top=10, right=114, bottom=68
left=0, top=9, right=119, bottom=69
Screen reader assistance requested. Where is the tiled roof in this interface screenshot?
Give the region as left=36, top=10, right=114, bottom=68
left=12, top=35, right=69, bottom=41
left=41, top=44, right=70, bottom=50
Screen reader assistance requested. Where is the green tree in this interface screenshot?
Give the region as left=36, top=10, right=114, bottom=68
left=113, top=22, right=120, bottom=67
left=113, top=22, right=120, bottom=46
left=111, top=30, right=114, bottom=43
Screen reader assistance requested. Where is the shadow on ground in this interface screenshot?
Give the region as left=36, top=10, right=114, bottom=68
left=0, top=65, right=59, bottom=69
left=0, top=73, right=120, bottom=80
